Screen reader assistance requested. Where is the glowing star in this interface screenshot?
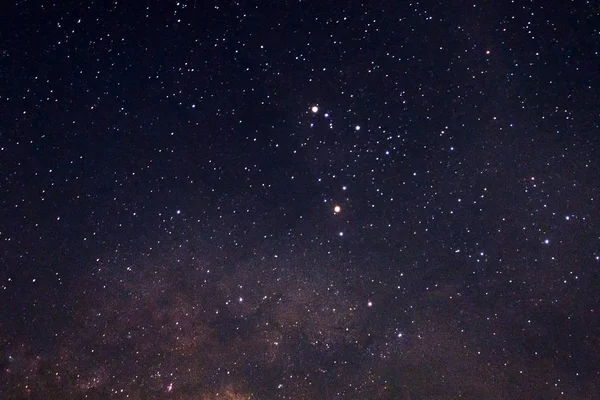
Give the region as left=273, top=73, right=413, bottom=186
left=355, top=125, right=361, bottom=131
left=333, top=205, right=341, bottom=213
left=338, top=231, right=344, bottom=237
left=367, top=300, right=373, bottom=307
left=311, top=105, right=319, bottom=113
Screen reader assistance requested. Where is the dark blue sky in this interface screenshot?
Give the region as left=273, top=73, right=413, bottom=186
left=0, top=1, right=598, bottom=399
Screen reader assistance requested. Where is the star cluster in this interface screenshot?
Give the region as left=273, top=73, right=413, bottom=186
left=1, top=1, right=599, bottom=399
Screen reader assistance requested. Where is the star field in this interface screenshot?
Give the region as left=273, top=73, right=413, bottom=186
left=0, top=1, right=599, bottom=399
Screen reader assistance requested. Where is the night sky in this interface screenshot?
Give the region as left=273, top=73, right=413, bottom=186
left=1, top=1, right=599, bottom=399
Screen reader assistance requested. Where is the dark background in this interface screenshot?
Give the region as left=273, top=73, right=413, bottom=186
left=0, top=0, right=598, bottom=399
